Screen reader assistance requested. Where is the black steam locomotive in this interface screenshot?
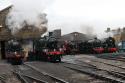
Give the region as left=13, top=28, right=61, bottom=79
left=6, top=40, right=24, bottom=65
left=78, top=37, right=117, bottom=54
left=29, top=36, right=63, bottom=62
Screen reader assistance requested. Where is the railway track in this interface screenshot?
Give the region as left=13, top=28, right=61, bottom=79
left=98, top=56, right=125, bottom=62
left=61, top=59, right=97, bottom=69
left=0, top=75, right=6, bottom=83
left=61, top=56, right=125, bottom=83
left=77, top=57, right=125, bottom=76
left=25, top=61, right=106, bottom=83
left=95, top=53, right=125, bottom=62
left=13, top=71, right=48, bottom=83
left=62, top=61, right=125, bottom=83
left=13, top=64, right=68, bottom=83
left=65, top=59, right=125, bottom=74
left=76, top=56, right=125, bottom=71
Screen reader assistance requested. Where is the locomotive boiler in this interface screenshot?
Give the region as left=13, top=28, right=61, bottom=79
left=78, top=38, right=104, bottom=54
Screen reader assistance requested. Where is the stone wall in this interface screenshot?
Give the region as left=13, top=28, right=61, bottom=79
left=0, top=6, right=12, bottom=41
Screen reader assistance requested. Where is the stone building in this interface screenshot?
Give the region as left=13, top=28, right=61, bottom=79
left=107, top=28, right=125, bottom=51
left=105, top=27, right=125, bottom=43
left=0, top=5, right=12, bottom=59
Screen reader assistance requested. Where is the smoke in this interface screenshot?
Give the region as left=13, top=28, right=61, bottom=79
left=96, top=31, right=113, bottom=39
left=80, top=24, right=113, bottom=39
left=6, top=0, right=53, bottom=35
left=80, top=25, right=95, bottom=35
left=22, top=41, right=33, bottom=51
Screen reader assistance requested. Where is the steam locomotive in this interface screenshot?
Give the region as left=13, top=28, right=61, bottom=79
left=29, top=36, right=63, bottom=62
left=78, top=37, right=117, bottom=54
left=6, top=40, right=24, bottom=65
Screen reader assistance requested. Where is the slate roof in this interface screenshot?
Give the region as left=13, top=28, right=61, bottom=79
left=61, top=32, right=94, bottom=42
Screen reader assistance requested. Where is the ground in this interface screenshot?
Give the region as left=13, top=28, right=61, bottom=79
left=0, top=54, right=125, bottom=83
left=0, top=61, right=21, bottom=83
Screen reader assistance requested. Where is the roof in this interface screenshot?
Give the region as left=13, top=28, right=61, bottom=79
left=61, top=32, right=91, bottom=42
left=0, top=0, right=12, bottom=11
left=0, top=5, right=12, bottom=13
left=0, top=4, right=12, bottom=27
left=0, top=2, right=12, bottom=41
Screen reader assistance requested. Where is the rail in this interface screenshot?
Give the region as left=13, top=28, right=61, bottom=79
left=23, top=63, right=69, bottom=83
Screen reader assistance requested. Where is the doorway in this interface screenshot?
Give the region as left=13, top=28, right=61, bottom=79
left=0, top=41, right=6, bottom=59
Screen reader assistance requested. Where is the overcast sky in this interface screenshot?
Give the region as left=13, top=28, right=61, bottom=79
left=1, top=0, right=125, bottom=36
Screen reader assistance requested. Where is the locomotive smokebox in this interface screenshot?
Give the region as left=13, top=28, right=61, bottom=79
left=49, top=32, right=53, bottom=37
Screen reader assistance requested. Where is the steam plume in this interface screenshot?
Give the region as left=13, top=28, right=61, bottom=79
left=6, top=0, right=53, bottom=35
left=80, top=25, right=95, bottom=35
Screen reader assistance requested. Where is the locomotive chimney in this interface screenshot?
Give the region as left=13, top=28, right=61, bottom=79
left=49, top=32, right=53, bottom=37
